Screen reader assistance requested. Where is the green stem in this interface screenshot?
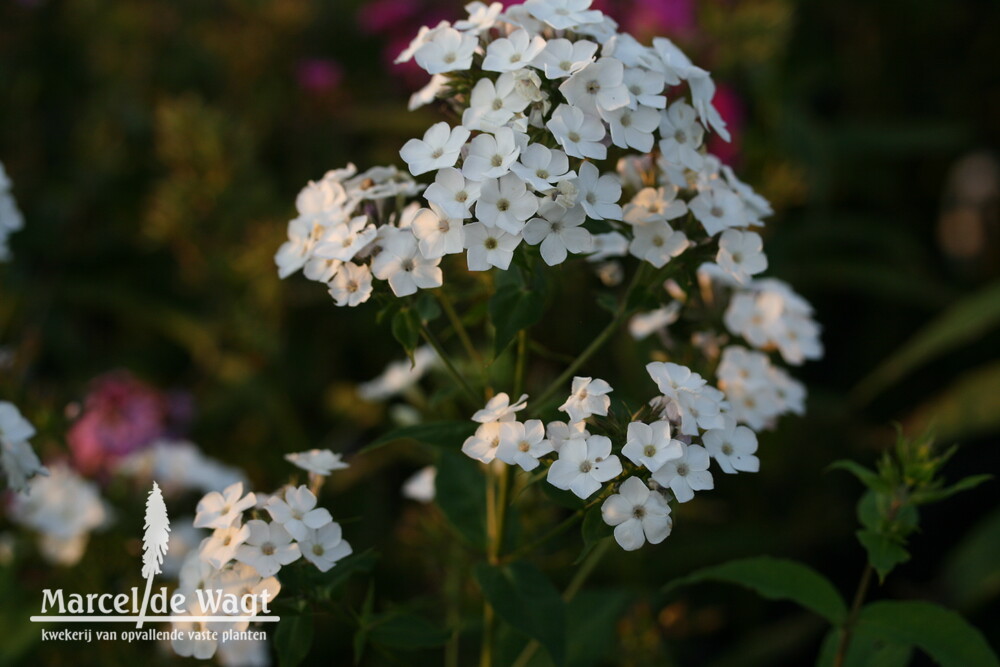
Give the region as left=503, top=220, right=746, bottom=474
left=834, top=563, right=874, bottom=667
left=437, top=290, right=484, bottom=368
left=501, top=511, right=584, bottom=563
left=510, top=539, right=613, bottom=667
left=419, top=322, right=480, bottom=405
left=532, top=263, right=649, bottom=413
left=514, top=330, right=528, bottom=398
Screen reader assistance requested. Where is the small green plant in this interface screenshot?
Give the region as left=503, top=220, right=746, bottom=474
left=666, top=428, right=996, bottom=667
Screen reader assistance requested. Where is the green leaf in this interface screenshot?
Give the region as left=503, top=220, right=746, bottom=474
left=475, top=561, right=566, bottom=665
left=414, top=291, right=442, bottom=322
left=856, top=530, right=910, bottom=582
left=435, top=450, right=487, bottom=548
left=911, top=474, right=992, bottom=506
left=360, top=421, right=475, bottom=454
left=368, top=613, right=452, bottom=649
left=664, top=556, right=848, bottom=625
left=815, top=627, right=912, bottom=667
left=829, top=460, right=888, bottom=492
left=853, top=280, right=1000, bottom=404
left=855, top=600, right=1000, bottom=667
left=490, top=266, right=546, bottom=356
left=565, top=589, right=632, bottom=667
left=575, top=507, right=612, bottom=564
left=943, top=506, right=1000, bottom=610
left=274, top=614, right=314, bottom=667
left=392, top=307, right=421, bottom=362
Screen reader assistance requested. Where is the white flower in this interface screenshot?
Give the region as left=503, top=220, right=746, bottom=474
left=510, top=144, right=574, bottom=191
left=303, top=256, right=341, bottom=283
left=523, top=201, right=592, bottom=266
left=629, top=303, right=681, bottom=340
left=647, top=361, right=706, bottom=396
left=285, top=449, right=349, bottom=476
left=400, top=122, right=471, bottom=176
left=299, top=522, right=353, bottom=572
left=658, top=101, right=705, bottom=172
left=411, top=205, right=466, bottom=259
left=0, top=402, right=47, bottom=493
left=358, top=346, right=438, bottom=401
left=8, top=463, right=106, bottom=565
left=546, top=104, right=607, bottom=160
left=602, top=104, right=660, bottom=152
left=621, top=421, right=683, bottom=472
left=414, top=27, right=478, bottom=74
left=651, top=37, right=704, bottom=85
left=464, top=222, right=522, bottom=270
left=117, top=440, right=245, bottom=496
left=496, top=419, right=553, bottom=471
left=473, top=392, right=529, bottom=423
left=624, top=67, right=666, bottom=109
left=547, top=435, right=622, bottom=499
left=651, top=443, right=714, bottom=503
left=483, top=29, right=546, bottom=72
left=235, top=520, right=300, bottom=577
left=602, top=476, right=672, bottom=551
left=194, top=482, right=256, bottom=530
left=545, top=420, right=589, bottom=452
left=217, top=638, right=270, bottom=667
left=629, top=220, right=688, bottom=268
left=588, top=231, right=629, bottom=261
left=266, top=486, right=333, bottom=541
left=455, top=1, right=504, bottom=33
left=199, top=524, right=250, bottom=569
left=525, top=0, right=603, bottom=30
left=275, top=217, right=319, bottom=279
left=395, top=21, right=449, bottom=64
left=328, top=262, right=373, bottom=307
left=559, top=58, right=630, bottom=116
left=461, top=421, right=503, bottom=463
left=171, top=598, right=238, bottom=659
left=716, top=230, right=768, bottom=284
left=371, top=229, right=443, bottom=297
left=623, top=186, right=688, bottom=225
left=689, top=73, right=731, bottom=141
left=463, top=73, right=531, bottom=131
left=575, top=162, right=622, bottom=220
left=559, top=376, right=612, bottom=422
left=313, top=215, right=377, bottom=262
left=702, top=415, right=760, bottom=474
left=425, top=168, right=481, bottom=219
left=689, top=187, right=746, bottom=236
left=402, top=466, right=437, bottom=502
left=409, top=74, right=449, bottom=111
left=463, top=128, right=523, bottom=182
left=532, top=38, right=598, bottom=78
left=475, top=173, right=538, bottom=235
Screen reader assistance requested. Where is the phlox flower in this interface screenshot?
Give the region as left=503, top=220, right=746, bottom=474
left=371, top=229, right=444, bottom=297
left=475, top=173, right=538, bottom=235
left=464, top=222, right=522, bottom=271
left=602, top=476, right=672, bottom=551
left=702, top=415, right=760, bottom=474
left=284, top=449, right=349, bottom=476
left=496, top=419, right=553, bottom=471
left=400, top=122, right=470, bottom=176
left=414, top=27, right=478, bottom=74
left=547, top=434, right=622, bottom=499
left=559, top=58, right=630, bottom=116
left=621, top=420, right=683, bottom=472
left=523, top=201, right=592, bottom=266
left=559, top=376, right=612, bottom=422
left=299, top=522, right=353, bottom=572
left=531, top=38, right=598, bottom=79
left=194, top=482, right=256, bottom=530
left=235, top=520, right=300, bottom=578
left=328, top=262, right=373, bottom=307
left=482, top=29, right=546, bottom=72
left=266, top=485, right=333, bottom=541
left=651, top=443, right=713, bottom=503
left=546, top=104, right=606, bottom=160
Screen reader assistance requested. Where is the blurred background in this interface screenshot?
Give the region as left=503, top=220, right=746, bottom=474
left=1, top=0, right=998, bottom=665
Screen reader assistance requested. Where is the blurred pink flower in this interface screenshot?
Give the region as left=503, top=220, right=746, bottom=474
left=626, top=0, right=696, bottom=38
left=358, top=0, right=420, bottom=34
left=67, top=371, right=192, bottom=477
left=295, top=58, right=344, bottom=95
left=707, top=83, right=744, bottom=166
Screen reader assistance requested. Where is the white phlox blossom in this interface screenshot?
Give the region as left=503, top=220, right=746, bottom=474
left=0, top=401, right=47, bottom=493
left=602, top=476, right=671, bottom=550
left=0, top=162, right=25, bottom=262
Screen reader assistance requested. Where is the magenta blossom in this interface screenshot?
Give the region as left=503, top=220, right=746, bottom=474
left=706, top=83, right=744, bottom=166
left=67, top=371, right=192, bottom=477
left=295, top=58, right=344, bottom=95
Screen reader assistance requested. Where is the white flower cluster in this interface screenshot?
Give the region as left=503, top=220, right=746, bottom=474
left=0, top=162, right=25, bottom=262
left=8, top=463, right=107, bottom=566
left=458, top=360, right=802, bottom=551
left=277, top=0, right=784, bottom=304
left=116, top=439, right=246, bottom=496
left=0, top=401, right=48, bottom=493
left=173, top=452, right=351, bottom=660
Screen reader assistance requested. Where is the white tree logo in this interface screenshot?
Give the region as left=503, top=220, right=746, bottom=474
left=136, top=481, right=170, bottom=629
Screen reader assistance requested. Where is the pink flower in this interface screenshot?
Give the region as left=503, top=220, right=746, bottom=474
left=706, top=83, right=745, bottom=166
left=67, top=371, right=192, bottom=477
left=357, top=0, right=420, bottom=34
left=295, top=59, right=344, bottom=95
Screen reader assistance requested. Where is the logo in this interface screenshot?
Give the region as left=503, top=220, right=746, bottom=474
left=30, top=482, right=278, bottom=644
